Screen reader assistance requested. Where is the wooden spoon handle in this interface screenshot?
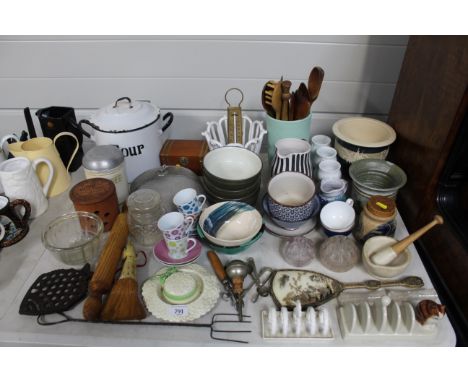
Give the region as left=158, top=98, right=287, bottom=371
left=280, top=80, right=291, bottom=121
left=391, top=215, right=444, bottom=254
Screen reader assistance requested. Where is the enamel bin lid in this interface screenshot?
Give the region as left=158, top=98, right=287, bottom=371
left=90, top=97, right=161, bottom=133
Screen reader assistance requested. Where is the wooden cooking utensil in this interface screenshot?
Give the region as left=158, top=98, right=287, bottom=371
left=371, top=215, right=444, bottom=266
left=82, top=211, right=129, bottom=321
left=101, top=243, right=146, bottom=321
left=261, top=81, right=276, bottom=118
left=294, top=82, right=311, bottom=120
left=308, top=66, right=325, bottom=106
left=263, top=80, right=283, bottom=119
left=280, top=80, right=292, bottom=121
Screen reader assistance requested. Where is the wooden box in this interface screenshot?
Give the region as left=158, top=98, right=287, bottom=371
left=159, top=139, right=209, bottom=175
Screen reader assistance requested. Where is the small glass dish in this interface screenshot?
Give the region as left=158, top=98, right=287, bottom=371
left=42, top=211, right=104, bottom=266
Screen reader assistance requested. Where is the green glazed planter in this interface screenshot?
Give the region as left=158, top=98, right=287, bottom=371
left=349, top=159, right=407, bottom=207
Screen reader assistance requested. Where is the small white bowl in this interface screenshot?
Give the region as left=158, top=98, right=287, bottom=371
left=320, top=199, right=355, bottom=231
left=198, top=202, right=263, bottom=247
left=362, top=236, right=411, bottom=278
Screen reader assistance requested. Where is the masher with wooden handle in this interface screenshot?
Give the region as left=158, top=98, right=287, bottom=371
left=371, top=215, right=444, bottom=265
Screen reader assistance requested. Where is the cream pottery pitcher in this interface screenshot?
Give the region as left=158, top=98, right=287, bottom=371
left=8, top=133, right=79, bottom=197
left=0, top=157, right=54, bottom=218
left=271, top=138, right=313, bottom=177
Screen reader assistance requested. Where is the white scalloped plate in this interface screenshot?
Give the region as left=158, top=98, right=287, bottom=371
left=141, top=264, right=220, bottom=322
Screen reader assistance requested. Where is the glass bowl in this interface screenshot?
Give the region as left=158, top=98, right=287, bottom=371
left=42, top=212, right=104, bottom=266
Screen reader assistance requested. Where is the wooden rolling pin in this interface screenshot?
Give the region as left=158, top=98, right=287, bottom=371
left=371, top=215, right=444, bottom=265
left=83, top=211, right=129, bottom=320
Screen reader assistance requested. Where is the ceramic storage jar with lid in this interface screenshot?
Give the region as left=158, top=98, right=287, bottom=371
left=127, top=189, right=164, bottom=246
left=82, top=145, right=129, bottom=205
left=354, top=195, right=397, bottom=242
left=69, top=178, right=120, bottom=232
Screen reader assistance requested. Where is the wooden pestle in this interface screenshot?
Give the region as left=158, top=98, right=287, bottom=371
left=371, top=215, right=444, bottom=265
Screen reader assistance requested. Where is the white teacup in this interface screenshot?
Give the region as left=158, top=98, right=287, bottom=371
left=310, top=134, right=331, bottom=156
left=173, top=188, right=206, bottom=215
left=157, top=212, right=194, bottom=241
left=165, top=236, right=197, bottom=259
left=318, top=159, right=342, bottom=181
left=320, top=198, right=355, bottom=236
left=314, top=146, right=337, bottom=166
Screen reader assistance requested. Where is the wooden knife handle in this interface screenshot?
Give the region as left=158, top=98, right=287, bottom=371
left=207, top=250, right=227, bottom=283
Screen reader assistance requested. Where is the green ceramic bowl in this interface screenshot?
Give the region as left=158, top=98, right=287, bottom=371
left=349, top=159, right=407, bottom=207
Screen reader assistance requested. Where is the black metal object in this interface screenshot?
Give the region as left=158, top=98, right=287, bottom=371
left=19, top=264, right=91, bottom=316
left=37, top=312, right=252, bottom=344
left=35, top=106, right=84, bottom=172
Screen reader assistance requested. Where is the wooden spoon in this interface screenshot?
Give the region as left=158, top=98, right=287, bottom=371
left=308, top=66, right=325, bottom=106
left=294, top=82, right=311, bottom=120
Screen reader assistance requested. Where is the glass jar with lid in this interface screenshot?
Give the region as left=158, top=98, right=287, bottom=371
left=127, top=189, right=164, bottom=246
left=354, top=195, right=397, bottom=242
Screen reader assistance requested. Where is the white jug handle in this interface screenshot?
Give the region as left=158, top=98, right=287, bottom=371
left=32, top=157, right=54, bottom=196
left=0, top=134, right=19, bottom=156
left=345, top=198, right=354, bottom=207
left=53, top=132, right=80, bottom=172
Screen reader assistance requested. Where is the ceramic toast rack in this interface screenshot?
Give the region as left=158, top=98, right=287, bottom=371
left=261, top=300, right=334, bottom=340
left=337, top=289, right=446, bottom=339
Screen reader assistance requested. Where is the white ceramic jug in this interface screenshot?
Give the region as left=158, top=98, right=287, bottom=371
left=271, top=138, right=313, bottom=178
left=0, top=157, right=54, bottom=218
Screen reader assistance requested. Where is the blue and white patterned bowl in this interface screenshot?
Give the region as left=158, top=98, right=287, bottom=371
left=267, top=172, right=317, bottom=223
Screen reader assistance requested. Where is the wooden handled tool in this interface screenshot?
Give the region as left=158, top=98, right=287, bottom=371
left=371, top=215, right=444, bottom=265
left=307, top=66, right=325, bottom=106
left=83, top=211, right=129, bottom=320
left=101, top=242, right=146, bottom=321
left=280, top=80, right=292, bottom=121
left=207, top=250, right=229, bottom=286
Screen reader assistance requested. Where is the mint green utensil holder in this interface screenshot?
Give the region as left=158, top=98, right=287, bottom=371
left=265, top=113, right=312, bottom=160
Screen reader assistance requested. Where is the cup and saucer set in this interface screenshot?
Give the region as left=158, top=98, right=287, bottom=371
left=0, top=195, right=31, bottom=248
left=153, top=188, right=206, bottom=265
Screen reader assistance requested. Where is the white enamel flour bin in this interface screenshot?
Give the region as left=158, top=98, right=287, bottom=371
left=79, top=97, right=174, bottom=182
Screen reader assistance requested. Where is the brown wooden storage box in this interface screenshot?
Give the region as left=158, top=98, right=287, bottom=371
left=159, top=139, right=208, bottom=175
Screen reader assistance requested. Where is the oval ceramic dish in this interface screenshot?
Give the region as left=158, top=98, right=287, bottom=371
left=332, top=117, right=396, bottom=164
left=199, top=202, right=263, bottom=247
left=196, top=224, right=264, bottom=255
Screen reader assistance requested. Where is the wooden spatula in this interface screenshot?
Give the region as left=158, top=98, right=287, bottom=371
left=263, top=80, right=282, bottom=120
left=308, top=66, right=325, bottom=106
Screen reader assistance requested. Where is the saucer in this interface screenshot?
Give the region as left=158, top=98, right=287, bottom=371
left=142, top=264, right=220, bottom=322
left=263, top=214, right=317, bottom=237
left=153, top=239, right=202, bottom=265
left=262, top=194, right=317, bottom=234
left=0, top=216, right=29, bottom=248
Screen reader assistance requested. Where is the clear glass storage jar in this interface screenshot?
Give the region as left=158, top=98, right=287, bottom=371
left=127, top=189, right=164, bottom=246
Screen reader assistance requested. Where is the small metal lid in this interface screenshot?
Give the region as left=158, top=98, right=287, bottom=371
left=127, top=189, right=161, bottom=212
left=82, top=145, right=124, bottom=171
